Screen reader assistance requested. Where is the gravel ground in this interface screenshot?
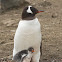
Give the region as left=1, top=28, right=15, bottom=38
left=0, top=0, right=62, bottom=62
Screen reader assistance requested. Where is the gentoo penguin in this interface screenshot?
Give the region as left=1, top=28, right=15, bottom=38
left=13, top=5, right=44, bottom=62
left=13, top=47, right=34, bottom=62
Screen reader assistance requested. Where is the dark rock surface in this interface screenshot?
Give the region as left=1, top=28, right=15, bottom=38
left=0, top=0, right=25, bottom=12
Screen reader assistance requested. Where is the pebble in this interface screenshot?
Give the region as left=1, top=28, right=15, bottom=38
left=60, top=19, right=62, bottom=21
left=8, top=55, right=12, bottom=60
left=0, top=41, right=5, bottom=44
left=2, top=20, right=17, bottom=27
left=57, top=49, right=59, bottom=51
left=52, top=60, right=56, bottom=62
left=10, top=30, right=16, bottom=33
left=52, top=13, right=58, bottom=18
left=0, top=31, right=4, bottom=33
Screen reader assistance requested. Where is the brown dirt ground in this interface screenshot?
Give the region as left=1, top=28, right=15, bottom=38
left=0, top=0, right=62, bottom=62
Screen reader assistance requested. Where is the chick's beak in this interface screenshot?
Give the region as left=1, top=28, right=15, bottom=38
left=32, top=50, right=34, bottom=53
left=37, top=10, right=44, bottom=13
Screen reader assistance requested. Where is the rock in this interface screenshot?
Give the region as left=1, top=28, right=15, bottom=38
left=12, top=23, right=18, bottom=27
left=52, top=59, right=56, bottom=62
left=0, top=41, right=5, bottom=44
left=7, top=55, right=13, bottom=60
left=57, top=49, right=59, bottom=51
left=10, top=30, right=16, bottom=33
left=0, top=0, right=25, bottom=12
left=40, top=1, right=52, bottom=7
left=2, top=19, right=17, bottom=27
left=60, top=19, right=62, bottom=21
left=4, top=21, right=15, bottom=26
left=52, top=13, right=58, bottom=18
left=0, top=30, right=4, bottom=33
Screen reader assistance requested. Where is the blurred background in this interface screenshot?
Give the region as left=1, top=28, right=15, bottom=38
left=0, top=0, right=62, bottom=62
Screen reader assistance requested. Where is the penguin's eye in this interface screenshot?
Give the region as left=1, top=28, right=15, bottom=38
left=26, top=7, right=28, bottom=10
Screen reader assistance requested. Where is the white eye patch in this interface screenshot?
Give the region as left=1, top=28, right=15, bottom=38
left=27, top=6, right=33, bottom=14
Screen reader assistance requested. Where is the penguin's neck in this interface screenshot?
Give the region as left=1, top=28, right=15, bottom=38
left=22, top=16, right=35, bottom=20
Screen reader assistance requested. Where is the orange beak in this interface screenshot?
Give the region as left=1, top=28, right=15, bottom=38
left=32, top=50, right=34, bottom=53
left=37, top=10, right=44, bottom=13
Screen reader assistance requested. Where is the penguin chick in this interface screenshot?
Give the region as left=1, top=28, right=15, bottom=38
left=13, top=47, right=34, bottom=62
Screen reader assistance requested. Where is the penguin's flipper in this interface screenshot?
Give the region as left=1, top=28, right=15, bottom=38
left=40, top=41, right=42, bottom=55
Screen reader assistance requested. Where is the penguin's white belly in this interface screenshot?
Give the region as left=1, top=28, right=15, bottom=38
left=13, top=18, right=41, bottom=56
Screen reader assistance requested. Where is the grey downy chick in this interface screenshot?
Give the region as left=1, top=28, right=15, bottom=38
left=13, top=47, right=34, bottom=62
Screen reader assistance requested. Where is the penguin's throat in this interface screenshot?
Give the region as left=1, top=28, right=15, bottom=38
left=22, top=16, right=35, bottom=20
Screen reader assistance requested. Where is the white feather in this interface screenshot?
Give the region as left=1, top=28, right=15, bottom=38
left=23, top=51, right=33, bottom=62
left=22, top=54, right=27, bottom=58
left=13, top=18, right=41, bottom=57
left=27, top=6, right=33, bottom=14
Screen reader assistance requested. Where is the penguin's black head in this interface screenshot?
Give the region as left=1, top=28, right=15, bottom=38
left=22, top=6, right=44, bottom=20
left=28, top=47, right=34, bottom=53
